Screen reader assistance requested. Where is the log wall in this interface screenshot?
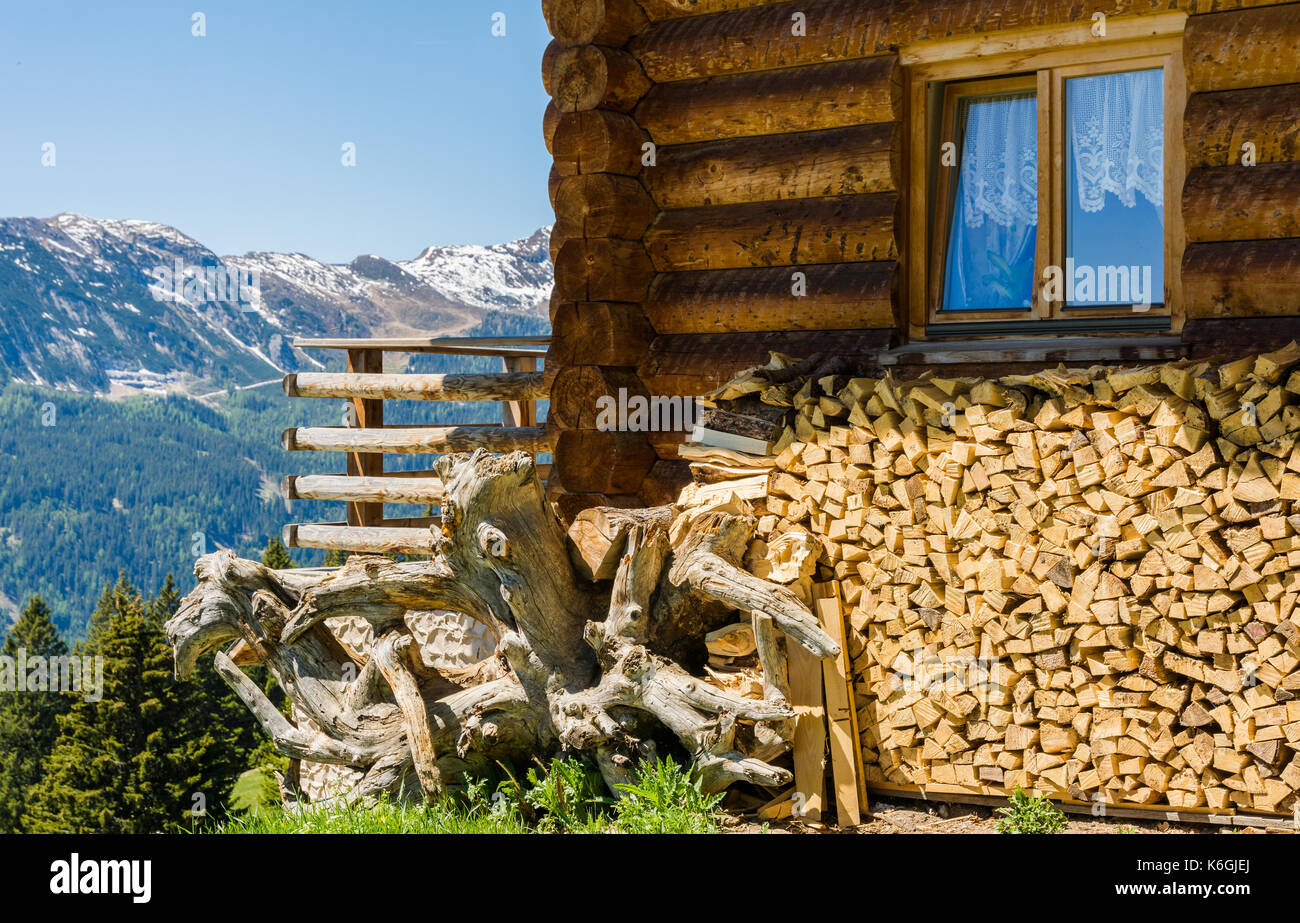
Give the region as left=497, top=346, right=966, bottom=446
left=542, top=0, right=1300, bottom=513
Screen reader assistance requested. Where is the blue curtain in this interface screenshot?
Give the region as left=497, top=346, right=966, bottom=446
left=942, top=93, right=1038, bottom=311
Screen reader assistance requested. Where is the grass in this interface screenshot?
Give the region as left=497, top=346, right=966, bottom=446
left=994, top=786, right=1068, bottom=834
left=209, top=755, right=726, bottom=835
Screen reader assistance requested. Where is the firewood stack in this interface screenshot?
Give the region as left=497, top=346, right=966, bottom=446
left=678, top=344, right=1300, bottom=815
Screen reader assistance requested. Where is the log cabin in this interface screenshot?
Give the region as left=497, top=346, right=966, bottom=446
left=540, top=0, right=1300, bottom=517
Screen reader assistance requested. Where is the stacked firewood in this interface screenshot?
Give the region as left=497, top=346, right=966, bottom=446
left=682, top=345, right=1300, bottom=815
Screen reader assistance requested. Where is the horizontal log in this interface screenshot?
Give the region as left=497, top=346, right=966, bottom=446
left=644, top=123, right=899, bottom=209
left=552, top=44, right=651, bottom=112
left=553, top=109, right=649, bottom=176
left=551, top=428, right=658, bottom=493
left=545, top=0, right=649, bottom=46
left=1185, top=3, right=1300, bottom=92
left=282, top=426, right=553, bottom=454
left=549, top=365, right=651, bottom=431
left=645, top=194, right=898, bottom=271
left=285, top=523, right=438, bottom=555
left=549, top=163, right=562, bottom=209
left=636, top=57, right=900, bottom=145
left=542, top=39, right=561, bottom=96
left=550, top=301, right=656, bottom=366
left=1183, top=238, right=1300, bottom=316
left=1183, top=163, right=1300, bottom=242
left=284, top=475, right=445, bottom=505
left=1184, top=85, right=1300, bottom=168
left=554, top=173, right=656, bottom=239
left=639, top=459, right=693, bottom=507
left=1181, top=317, right=1300, bottom=358
left=284, top=371, right=546, bottom=402
left=553, top=237, right=656, bottom=302
left=294, top=336, right=549, bottom=357
left=631, top=0, right=1199, bottom=82
left=544, top=99, right=561, bottom=153
left=637, top=329, right=895, bottom=396
left=645, top=261, right=896, bottom=333
left=637, top=0, right=775, bottom=20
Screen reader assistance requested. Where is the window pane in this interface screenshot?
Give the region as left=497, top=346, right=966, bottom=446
left=1065, top=68, right=1164, bottom=307
left=942, top=91, right=1037, bottom=311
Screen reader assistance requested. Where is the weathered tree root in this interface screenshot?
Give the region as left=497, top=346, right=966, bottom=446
left=165, top=450, right=837, bottom=800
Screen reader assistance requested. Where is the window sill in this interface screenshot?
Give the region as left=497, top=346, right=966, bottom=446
left=880, top=332, right=1184, bottom=367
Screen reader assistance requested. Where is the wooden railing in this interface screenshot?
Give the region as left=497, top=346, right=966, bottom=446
left=280, top=335, right=552, bottom=554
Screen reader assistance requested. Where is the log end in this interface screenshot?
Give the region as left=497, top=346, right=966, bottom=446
left=282, top=523, right=299, bottom=549
left=281, top=427, right=299, bottom=451
left=282, top=373, right=299, bottom=397
left=282, top=475, right=298, bottom=500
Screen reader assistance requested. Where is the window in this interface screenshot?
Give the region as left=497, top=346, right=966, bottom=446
left=906, top=31, right=1186, bottom=335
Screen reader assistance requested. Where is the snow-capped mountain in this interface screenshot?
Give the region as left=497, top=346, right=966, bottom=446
left=0, top=214, right=552, bottom=395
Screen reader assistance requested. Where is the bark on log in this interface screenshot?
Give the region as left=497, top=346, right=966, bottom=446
left=553, top=237, right=656, bottom=302
left=1184, top=85, right=1300, bottom=167
left=645, top=194, right=899, bottom=271
left=282, top=425, right=553, bottom=454
left=550, top=301, right=656, bottom=366
left=553, top=109, right=649, bottom=176
left=285, top=371, right=546, bottom=402
left=636, top=56, right=901, bottom=145
left=1185, top=4, right=1300, bottom=93
left=636, top=0, right=774, bottom=20
left=553, top=44, right=652, bottom=112
left=554, top=173, right=657, bottom=239
left=644, top=123, right=899, bottom=209
left=645, top=261, right=897, bottom=333
left=167, top=451, right=835, bottom=799
left=1183, top=238, right=1300, bottom=316
left=545, top=0, right=649, bottom=46
left=1183, top=163, right=1300, bottom=242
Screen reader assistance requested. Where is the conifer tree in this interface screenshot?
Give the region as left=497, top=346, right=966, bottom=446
left=0, top=596, right=71, bottom=833
left=261, top=536, right=296, bottom=570
left=24, top=575, right=258, bottom=833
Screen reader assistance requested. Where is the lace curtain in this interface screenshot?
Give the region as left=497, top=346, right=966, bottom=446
left=945, top=94, right=1038, bottom=309
left=958, top=92, right=1038, bottom=231
left=1068, top=68, right=1164, bottom=213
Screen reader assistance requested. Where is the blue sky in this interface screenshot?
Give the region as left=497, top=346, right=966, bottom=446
left=0, top=0, right=554, bottom=262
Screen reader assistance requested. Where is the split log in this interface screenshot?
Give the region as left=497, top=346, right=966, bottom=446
left=643, top=123, right=899, bottom=209
left=1183, top=238, right=1300, bottom=317
left=644, top=261, right=897, bottom=333
left=1183, top=163, right=1300, bottom=242
left=553, top=237, right=656, bottom=302
left=282, top=425, right=553, bottom=455
left=1184, top=85, right=1300, bottom=168
left=167, top=451, right=838, bottom=802
left=554, top=173, right=656, bottom=240
left=636, top=57, right=900, bottom=145
left=544, top=0, right=649, bottom=47
left=284, top=371, right=546, bottom=402
left=645, top=194, right=899, bottom=271
left=552, top=44, right=651, bottom=112
left=1185, top=4, right=1300, bottom=93
left=550, top=301, right=656, bottom=367
left=552, top=109, right=649, bottom=176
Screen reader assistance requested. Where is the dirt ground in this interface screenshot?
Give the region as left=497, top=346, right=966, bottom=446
left=727, top=797, right=1292, bottom=834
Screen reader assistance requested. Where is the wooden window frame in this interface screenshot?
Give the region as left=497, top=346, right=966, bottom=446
left=904, top=21, right=1187, bottom=340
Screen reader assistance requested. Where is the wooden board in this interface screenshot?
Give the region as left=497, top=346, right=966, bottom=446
left=787, top=614, right=827, bottom=822
left=816, top=583, right=865, bottom=826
